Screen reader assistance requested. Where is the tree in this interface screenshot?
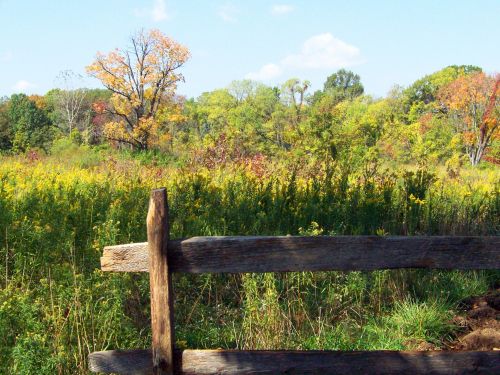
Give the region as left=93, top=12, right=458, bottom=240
left=405, top=65, right=481, bottom=105
left=86, top=29, right=190, bottom=150
left=197, top=89, right=237, bottom=139
left=227, top=80, right=260, bottom=103
left=0, top=97, right=12, bottom=150
left=437, top=72, right=499, bottom=166
left=323, top=69, right=364, bottom=102
left=8, top=94, right=53, bottom=152
left=404, top=65, right=482, bottom=122
left=281, top=78, right=310, bottom=132
left=54, top=70, right=89, bottom=135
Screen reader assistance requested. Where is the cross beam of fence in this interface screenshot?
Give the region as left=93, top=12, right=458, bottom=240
left=101, top=235, right=500, bottom=273
left=89, top=349, right=500, bottom=375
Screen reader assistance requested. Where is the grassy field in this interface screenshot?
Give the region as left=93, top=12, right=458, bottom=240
left=0, top=151, right=498, bottom=374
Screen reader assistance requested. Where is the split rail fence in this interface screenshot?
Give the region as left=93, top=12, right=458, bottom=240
left=89, top=188, right=500, bottom=374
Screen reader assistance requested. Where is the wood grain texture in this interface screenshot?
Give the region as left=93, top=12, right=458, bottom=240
left=89, top=349, right=500, bottom=374
left=147, top=189, right=174, bottom=375
left=101, top=236, right=500, bottom=273
left=101, top=242, right=148, bottom=272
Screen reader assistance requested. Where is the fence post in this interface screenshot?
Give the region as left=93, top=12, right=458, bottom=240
left=147, top=188, right=175, bottom=375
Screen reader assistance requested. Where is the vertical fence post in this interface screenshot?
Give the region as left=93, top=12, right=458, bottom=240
left=147, top=188, right=175, bottom=375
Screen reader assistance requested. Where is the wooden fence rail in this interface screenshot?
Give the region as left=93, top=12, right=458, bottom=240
left=89, top=349, right=500, bottom=374
left=101, top=236, right=500, bottom=273
left=89, top=188, right=500, bottom=374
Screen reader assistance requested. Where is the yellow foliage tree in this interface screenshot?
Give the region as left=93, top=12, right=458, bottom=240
left=438, top=72, right=499, bottom=166
left=86, top=29, right=190, bottom=150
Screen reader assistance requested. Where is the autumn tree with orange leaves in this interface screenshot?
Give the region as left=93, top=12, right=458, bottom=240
left=86, top=29, right=190, bottom=150
left=438, top=72, right=499, bottom=166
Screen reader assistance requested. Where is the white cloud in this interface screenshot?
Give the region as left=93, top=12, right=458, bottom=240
left=271, top=4, right=295, bottom=15
left=245, top=33, right=363, bottom=82
left=0, top=50, right=13, bottom=62
left=281, top=33, right=363, bottom=69
left=151, top=0, right=168, bottom=21
left=12, top=80, right=37, bottom=92
left=134, top=0, right=169, bottom=22
left=245, top=63, right=283, bottom=81
left=218, top=3, right=239, bottom=23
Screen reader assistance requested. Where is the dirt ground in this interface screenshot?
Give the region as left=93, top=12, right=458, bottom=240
left=450, top=288, right=500, bottom=350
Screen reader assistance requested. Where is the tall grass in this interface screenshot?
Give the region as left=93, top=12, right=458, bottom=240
left=0, top=156, right=498, bottom=374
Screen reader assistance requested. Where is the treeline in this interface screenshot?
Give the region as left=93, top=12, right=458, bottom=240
left=0, top=65, right=498, bottom=168
left=0, top=84, right=110, bottom=152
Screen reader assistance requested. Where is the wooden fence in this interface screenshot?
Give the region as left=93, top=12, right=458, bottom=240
left=89, top=188, right=500, bottom=374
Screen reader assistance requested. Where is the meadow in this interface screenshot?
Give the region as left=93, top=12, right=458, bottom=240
left=0, top=149, right=498, bottom=374
left=0, top=6, right=498, bottom=372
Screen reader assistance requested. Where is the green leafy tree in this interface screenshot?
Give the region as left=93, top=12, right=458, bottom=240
left=197, top=89, right=237, bottom=139
left=8, top=94, right=53, bottom=152
left=0, top=97, right=12, bottom=150
left=323, top=69, right=364, bottom=102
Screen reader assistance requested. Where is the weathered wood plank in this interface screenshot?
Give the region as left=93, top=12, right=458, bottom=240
left=89, top=349, right=500, bottom=374
left=101, top=236, right=500, bottom=273
left=89, top=350, right=152, bottom=374
left=147, top=189, right=175, bottom=375
left=101, top=242, right=148, bottom=272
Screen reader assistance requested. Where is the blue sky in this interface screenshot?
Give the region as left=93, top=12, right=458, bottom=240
left=1, top=0, right=499, bottom=99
